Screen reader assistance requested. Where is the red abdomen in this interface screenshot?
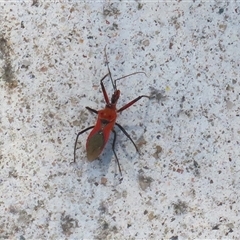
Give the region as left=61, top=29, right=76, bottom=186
left=86, top=108, right=117, bottom=161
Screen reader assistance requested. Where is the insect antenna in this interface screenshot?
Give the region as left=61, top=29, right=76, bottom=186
left=104, top=45, right=116, bottom=91
left=104, top=46, right=147, bottom=90
left=114, top=71, right=147, bottom=89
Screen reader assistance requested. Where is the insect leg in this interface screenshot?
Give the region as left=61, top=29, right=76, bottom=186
left=86, top=107, right=98, bottom=114
left=115, top=123, right=139, bottom=153
left=117, top=95, right=151, bottom=113
left=73, top=126, right=95, bottom=163
left=100, top=73, right=111, bottom=104
left=112, top=129, right=122, bottom=176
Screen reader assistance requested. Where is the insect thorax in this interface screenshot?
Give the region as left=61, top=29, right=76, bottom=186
left=98, top=108, right=117, bottom=123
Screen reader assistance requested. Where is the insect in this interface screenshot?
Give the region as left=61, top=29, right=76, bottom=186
left=73, top=46, right=151, bottom=176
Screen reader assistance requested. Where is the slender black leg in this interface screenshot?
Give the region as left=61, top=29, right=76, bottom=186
left=86, top=107, right=98, bottom=114
left=73, top=126, right=95, bottom=163
left=115, top=123, right=139, bottom=153
left=112, top=129, right=122, bottom=176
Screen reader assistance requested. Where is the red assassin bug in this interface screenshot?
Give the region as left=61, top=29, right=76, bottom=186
left=73, top=47, right=151, bottom=175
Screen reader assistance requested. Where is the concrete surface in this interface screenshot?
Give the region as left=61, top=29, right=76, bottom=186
left=0, top=2, right=239, bottom=239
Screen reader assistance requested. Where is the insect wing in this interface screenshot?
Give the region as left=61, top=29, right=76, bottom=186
left=86, top=130, right=106, bottom=161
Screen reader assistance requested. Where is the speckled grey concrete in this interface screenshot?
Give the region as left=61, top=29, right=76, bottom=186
left=0, top=2, right=239, bottom=239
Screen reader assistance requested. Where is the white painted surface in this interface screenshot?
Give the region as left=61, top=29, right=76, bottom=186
left=0, top=2, right=239, bottom=239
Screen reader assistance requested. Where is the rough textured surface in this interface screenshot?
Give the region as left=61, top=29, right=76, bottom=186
left=0, top=2, right=239, bottom=239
